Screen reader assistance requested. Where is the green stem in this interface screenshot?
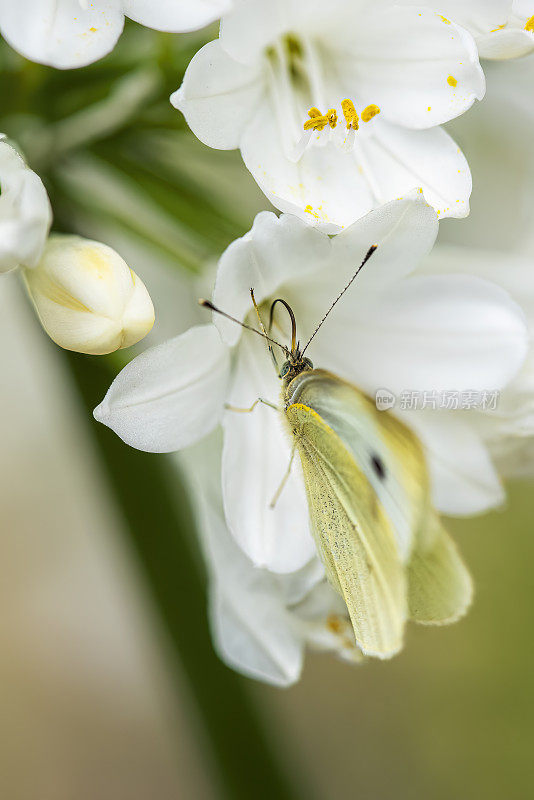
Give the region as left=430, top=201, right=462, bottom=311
left=65, top=351, right=299, bottom=800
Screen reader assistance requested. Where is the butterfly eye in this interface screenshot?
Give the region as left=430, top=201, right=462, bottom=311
left=371, top=454, right=386, bottom=481
left=279, top=361, right=291, bottom=378
left=303, top=358, right=314, bottom=370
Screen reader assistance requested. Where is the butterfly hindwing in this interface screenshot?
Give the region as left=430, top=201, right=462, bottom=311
left=408, top=510, right=473, bottom=625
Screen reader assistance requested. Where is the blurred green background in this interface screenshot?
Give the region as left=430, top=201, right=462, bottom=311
left=1, top=21, right=533, bottom=800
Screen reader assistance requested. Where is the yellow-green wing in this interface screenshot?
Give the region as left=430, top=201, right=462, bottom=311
left=285, top=369, right=472, bottom=642
left=286, top=402, right=406, bottom=658
left=285, top=370, right=428, bottom=564
left=408, top=509, right=473, bottom=625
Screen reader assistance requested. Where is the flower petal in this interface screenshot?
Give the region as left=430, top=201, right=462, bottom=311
left=222, top=334, right=316, bottom=572
left=359, top=120, right=473, bottom=220
left=325, top=274, right=528, bottom=396
left=0, top=139, right=51, bottom=273
left=182, top=431, right=313, bottom=686
left=171, top=40, right=264, bottom=150
left=405, top=1, right=534, bottom=59
left=94, top=324, right=230, bottom=452
left=339, top=5, right=485, bottom=129
left=326, top=193, right=438, bottom=296
left=477, top=27, right=534, bottom=59
left=212, top=210, right=331, bottom=346
left=205, top=504, right=304, bottom=686
left=210, top=581, right=303, bottom=687
left=125, top=0, right=232, bottom=31
left=401, top=410, right=505, bottom=515
left=402, top=0, right=513, bottom=38
left=422, top=244, right=534, bottom=325
left=0, top=0, right=124, bottom=69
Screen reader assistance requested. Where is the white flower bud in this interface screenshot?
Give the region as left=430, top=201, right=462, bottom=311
left=24, top=234, right=155, bottom=355
left=0, top=137, right=51, bottom=273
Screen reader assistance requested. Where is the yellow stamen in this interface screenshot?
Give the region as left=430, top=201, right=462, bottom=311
left=304, top=114, right=328, bottom=131
left=341, top=98, right=359, bottom=130
left=447, top=75, right=458, bottom=87
left=303, top=106, right=337, bottom=132
left=361, top=104, right=381, bottom=123
left=526, top=15, right=534, bottom=32
left=326, top=108, right=338, bottom=128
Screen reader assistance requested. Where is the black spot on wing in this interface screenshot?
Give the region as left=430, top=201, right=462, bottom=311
left=371, top=453, right=386, bottom=481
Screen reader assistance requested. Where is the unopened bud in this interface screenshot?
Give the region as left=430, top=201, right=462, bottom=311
left=24, top=235, right=155, bottom=355
left=0, top=137, right=51, bottom=273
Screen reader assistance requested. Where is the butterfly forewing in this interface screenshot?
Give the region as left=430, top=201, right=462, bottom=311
left=285, top=401, right=407, bottom=658
left=286, top=370, right=428, bottom=562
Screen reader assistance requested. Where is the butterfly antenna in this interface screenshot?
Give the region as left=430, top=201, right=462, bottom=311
left=250, top=289, right=279, bottom=370
left=301, top=244, right=377, bottom=356
left=199, top=298, right=290, bottom=356
left=269, top=298, right=298, bottom=354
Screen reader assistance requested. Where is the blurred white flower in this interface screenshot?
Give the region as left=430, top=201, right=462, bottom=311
left=0, top=137, right=51, bottom=274
left=432, top=55, right=534, bottom=476
left=0, top=0, right=233, bottom=69
left=24, top=235, right=155, bottom=355
left=419, top=243, right=534, bottom=478
left=416, top=0, right=534, bottom=59
left=94, top=194, right=529, bottom=575
left=172, top=0, right=486, bottom=231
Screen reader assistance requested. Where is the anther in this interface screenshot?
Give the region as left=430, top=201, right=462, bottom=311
left=361, top=104, right=381, bottom=123
left=341, top=98, right=359, bottom=130
left=326, top=108, right=338, bottom=128
left=526, top=15, right=534, bottom=32
left=303, top=106, right=337, bottom=132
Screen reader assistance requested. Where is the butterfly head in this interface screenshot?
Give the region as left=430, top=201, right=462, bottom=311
left=279, top=354, right=314, bottom=386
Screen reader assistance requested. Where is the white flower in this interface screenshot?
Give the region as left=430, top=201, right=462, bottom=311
left=0, top=136, right=51, bottom=274
left=94, top=193, right=529, bottom=576
left=431, top=55, right=534, bottom=476
left=420, top=243, right=534, bottom=479
left=0, top=0, right=233, bottom=69
left=183, top=431, right=360, bottom=687
left=416, top=0, right=534, bottom=60
left=172, top=0, right=486, bottom=231
left=23, top=234, right=155, bottom=355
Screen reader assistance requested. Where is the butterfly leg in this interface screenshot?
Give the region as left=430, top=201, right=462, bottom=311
left=270, top=444, right=296, bottom=509
left=225, top=397, right=279, bottom=413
